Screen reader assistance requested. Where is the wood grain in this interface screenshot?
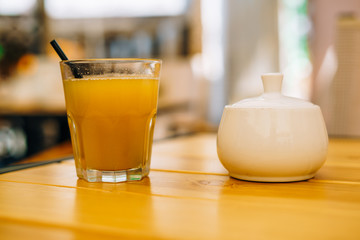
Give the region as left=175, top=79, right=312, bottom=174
left=0, top=133, right=360, bottom=239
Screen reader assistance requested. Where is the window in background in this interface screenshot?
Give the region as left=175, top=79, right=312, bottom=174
left=45, top=0, right=191, bottom=59
left=44, top=0, right=188, bottom=19
left=0, top=0, right=36, bottom=16
left=200, top=0, right=227, bottom=124
left=278, top=0, right=312, bottom=99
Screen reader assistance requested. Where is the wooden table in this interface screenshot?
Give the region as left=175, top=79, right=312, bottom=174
left=1, top=133, right=360, bottom=239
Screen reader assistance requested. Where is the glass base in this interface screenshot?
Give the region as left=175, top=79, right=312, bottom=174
left=78, top=167, right=147, bottom=183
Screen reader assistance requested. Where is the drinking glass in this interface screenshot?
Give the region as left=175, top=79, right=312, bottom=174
left=60, top=59, right=161, bottom=182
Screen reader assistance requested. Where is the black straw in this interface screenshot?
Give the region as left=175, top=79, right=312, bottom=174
left=50, top=39, right=82, bottom=78
left=50, top=39, right=68, bottom=60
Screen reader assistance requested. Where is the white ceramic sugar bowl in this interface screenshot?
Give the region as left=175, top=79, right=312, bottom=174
left=217, top=73, right=328, bottom=182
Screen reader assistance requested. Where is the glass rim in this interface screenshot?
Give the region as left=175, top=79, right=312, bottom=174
left=60, top=58, right=162, bottom=64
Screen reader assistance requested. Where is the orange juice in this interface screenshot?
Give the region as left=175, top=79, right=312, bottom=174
left=63, top=77, right=159, bottom=172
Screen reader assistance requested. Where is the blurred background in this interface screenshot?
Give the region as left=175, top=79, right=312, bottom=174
left=0, top=0, right=360, bottom=165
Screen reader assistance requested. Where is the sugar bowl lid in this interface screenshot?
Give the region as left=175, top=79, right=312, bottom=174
left=230, top=73, right=316, bottom=109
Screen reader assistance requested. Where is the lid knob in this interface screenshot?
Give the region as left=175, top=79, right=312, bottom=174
left=261, top=73, right=283, bottom=93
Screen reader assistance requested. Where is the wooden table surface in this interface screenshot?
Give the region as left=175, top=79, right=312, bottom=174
left=1, top=133, right=360, bottom=239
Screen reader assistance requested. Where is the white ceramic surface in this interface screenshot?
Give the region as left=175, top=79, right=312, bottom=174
left=217, top=73, right=328, bottom=182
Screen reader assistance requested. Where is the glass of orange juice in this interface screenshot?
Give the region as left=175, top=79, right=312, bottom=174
left=59, top=59, right=161, bottom=183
